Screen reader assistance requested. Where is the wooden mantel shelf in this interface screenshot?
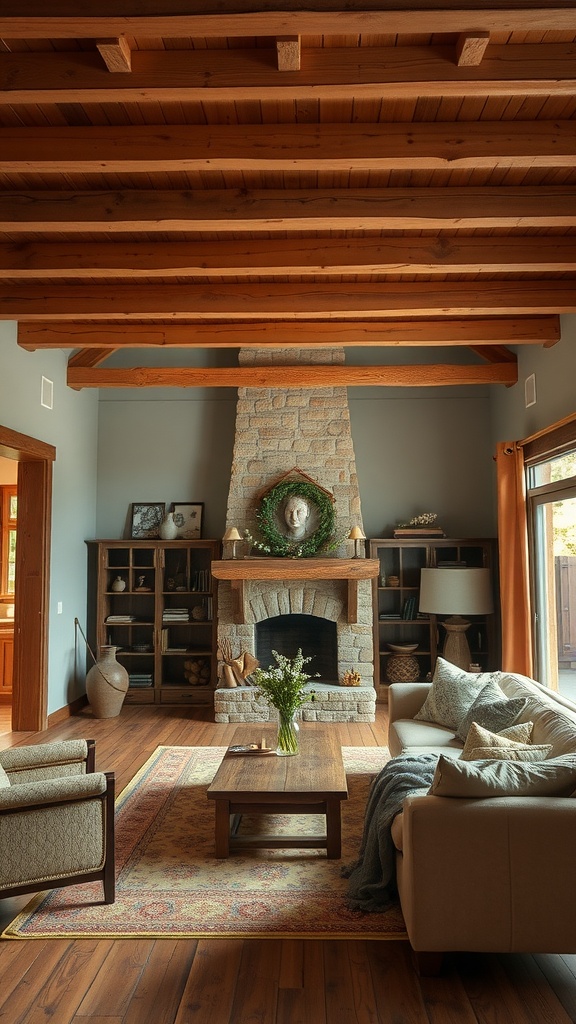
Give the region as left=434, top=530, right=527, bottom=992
left=211, top=557, right=379, bottom=624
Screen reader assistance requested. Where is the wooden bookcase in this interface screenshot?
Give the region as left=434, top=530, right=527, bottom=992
left=87, top=539, right=220, bottom=706
left=369, top=537, right=499, bottom=700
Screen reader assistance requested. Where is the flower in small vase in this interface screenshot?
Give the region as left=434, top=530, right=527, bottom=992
left=252, top=649, right=317, bottom=755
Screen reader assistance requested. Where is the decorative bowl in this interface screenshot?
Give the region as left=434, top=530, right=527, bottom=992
left=387, top=643, right=419, bottom=654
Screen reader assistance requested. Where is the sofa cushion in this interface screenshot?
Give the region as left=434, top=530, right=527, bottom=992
left=456, top=678, right=528, bottom=742
left=461, top=721, right=534, bottom=759
left=392, top=718, right=462, bottom=753
left=414, top=658, right=501, bottom=731
left=0, top=763, right=9, bottom=789
left=463, top=743, right=553, bottom=762
left=518, top=700, right=576, bottom=757
left=429, top=753, right=576, bottom=798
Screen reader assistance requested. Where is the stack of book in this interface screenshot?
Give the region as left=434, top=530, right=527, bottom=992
left=105, top=613, right=136, bottom=623
left=128, top=673, right=153, bottom=688
left=162, top=608, right=189, bottom=622
left=393, top=526, right=445, bottom=538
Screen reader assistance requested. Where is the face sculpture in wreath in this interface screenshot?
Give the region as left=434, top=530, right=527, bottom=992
left=283, top=495, right=311, bottom=541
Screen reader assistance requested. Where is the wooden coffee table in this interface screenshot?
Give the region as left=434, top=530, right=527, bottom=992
left=207, top=725, right=348, bottom=858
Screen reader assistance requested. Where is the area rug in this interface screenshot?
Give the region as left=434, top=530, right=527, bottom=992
left=2, top=745, right=407, bottom=940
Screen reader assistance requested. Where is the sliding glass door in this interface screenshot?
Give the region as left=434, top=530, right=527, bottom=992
left=527, top=454, right=576, bottom=697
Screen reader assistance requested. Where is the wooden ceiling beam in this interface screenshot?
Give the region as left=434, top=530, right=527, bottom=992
left=3, top=237, right=576, bottom=280
left=2, top=45, right=576, bottom=104
left=469, top=344, right=518, bottom=363
left=4, top=282, right=576, bottom=320
left=66, top=362, right=518, bottom=392
left=2, top=188, right=576, bottom=233
left=2, top=7, right=576, bottom=37
left=276, top=36, right=300, bottom=72
left=67, top=347, right=113, bottom=368
left=2, top=122, right=575, bottom=173
left=456, top=32, right=491, bottom=67
left=19, top=318, right=560, bottom=351
left=95, top=37, right=132, bottom=73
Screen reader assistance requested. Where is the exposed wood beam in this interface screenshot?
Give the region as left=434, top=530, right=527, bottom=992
left=3, top=238, right=576, bottom=280
left=469, top=344, right=518, bottom=363
left=66, top=362, right=518, bottom=391
left=276, top=36, right=300, bottom=72
left=456, top=32, right=491, bottom=66
left=5, top=282, right=576, bottom=320
left=2, top=8, right=576, bottom=37
left=67, top=348, right=112, bottom=368
left=19, top=318, right=560, bottom=351
left=2, top=188, right=576, bottom=233
left=2, top=123, right=575, bottom=173
left=96, top=37, right=132, bottom=73
left=1, top=46, right=576, bottom=105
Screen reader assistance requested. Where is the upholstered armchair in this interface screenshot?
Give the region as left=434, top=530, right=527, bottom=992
left=0, top=738, right=115, bottom=904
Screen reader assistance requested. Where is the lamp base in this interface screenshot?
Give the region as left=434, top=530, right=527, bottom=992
left=441, top=616, right=472, bottom=672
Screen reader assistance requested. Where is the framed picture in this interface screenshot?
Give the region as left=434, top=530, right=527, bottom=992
left=130, top=502, right=165, bottom=539
left=171, top=502, right=204, bottom=539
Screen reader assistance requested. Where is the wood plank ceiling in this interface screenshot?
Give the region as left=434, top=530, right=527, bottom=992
left=1, top=2, right=576, bottom=390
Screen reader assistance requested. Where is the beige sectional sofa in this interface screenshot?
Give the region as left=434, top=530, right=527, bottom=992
left=387, top=663, right=576, bottom=964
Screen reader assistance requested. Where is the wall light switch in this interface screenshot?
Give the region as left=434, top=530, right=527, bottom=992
left=41, top=376, right=54, bottom=409
left=524, top=373, right=536, bottom=408
left=57, top=601, right=63, bottom=614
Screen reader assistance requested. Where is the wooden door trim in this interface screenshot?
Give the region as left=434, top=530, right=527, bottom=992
left=0, top=423, right=54, bottom=731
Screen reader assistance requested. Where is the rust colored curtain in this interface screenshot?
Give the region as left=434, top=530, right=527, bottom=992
left=495, top=441, right=533, bottom=676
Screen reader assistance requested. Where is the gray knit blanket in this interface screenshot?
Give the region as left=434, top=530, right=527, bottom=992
left=342, top=753, right=439, bottom=913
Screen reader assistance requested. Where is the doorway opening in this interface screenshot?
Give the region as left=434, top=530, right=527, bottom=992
left=0, top=425, right=55, bottom=732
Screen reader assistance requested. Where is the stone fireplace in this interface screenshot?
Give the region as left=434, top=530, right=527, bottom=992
left=212, top=346, right=377, bottom=723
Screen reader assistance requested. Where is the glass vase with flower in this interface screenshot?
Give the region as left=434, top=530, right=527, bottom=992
left=252, top=649, right=317, bottom=755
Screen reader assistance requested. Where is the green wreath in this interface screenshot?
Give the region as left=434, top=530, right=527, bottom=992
left=249, top=481, right=336, bottom=558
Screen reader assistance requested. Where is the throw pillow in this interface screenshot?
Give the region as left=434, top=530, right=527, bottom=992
left=414, top=657, right=501, bottom=731
left=462, top=744, right=552, bottom=762
left=429, top=753, right=576, bottom=798
left=461, top=721, right=534, bottom=759
left=0, top=762, right=10, bottom=788
left=455, top=678, right=528, bottom=742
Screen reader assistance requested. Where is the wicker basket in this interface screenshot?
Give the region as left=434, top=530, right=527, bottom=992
left=385, top=652, right=420, bottom=683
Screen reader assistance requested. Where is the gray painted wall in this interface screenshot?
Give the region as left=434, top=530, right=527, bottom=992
left=491, top=316, right=576, bottom=443
left=96, top=344, right=498, bottom=542
left=1, top=318, right=574, bottom=714
left=0, top=323, right=99, bottom=714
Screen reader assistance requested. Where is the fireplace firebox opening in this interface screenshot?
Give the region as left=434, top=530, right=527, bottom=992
left=255, top=614, right=338, bottom=685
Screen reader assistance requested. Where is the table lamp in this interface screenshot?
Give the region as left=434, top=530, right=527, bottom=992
left=418, top=567, right=493, bottom=671
left=223, top=526, right=242, bottom=559
left=349, top=526, right=366, bottom=558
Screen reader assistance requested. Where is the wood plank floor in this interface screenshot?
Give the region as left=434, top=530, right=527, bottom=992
left=1, top=703, right=576, bottom=1024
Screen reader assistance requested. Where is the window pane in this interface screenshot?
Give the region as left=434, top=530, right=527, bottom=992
left=530, top=451, right=576, bottom=488
left=7, top=527, right=16, bottom=594
left=532, top=494, right=576, bottom=698
left=9, top=494, right=17, bottom=520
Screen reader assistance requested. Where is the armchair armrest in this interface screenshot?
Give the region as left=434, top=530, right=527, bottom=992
left=0, top=739, right=95, bottom=782
left=388, top=683, right=430, bottom=724
left=0, top=771, right=109, bottom=812
left=397, top=793, right=576, bottom=953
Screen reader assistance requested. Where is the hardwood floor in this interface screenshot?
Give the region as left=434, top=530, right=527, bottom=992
left=1, top=703, right=575, bottom=1024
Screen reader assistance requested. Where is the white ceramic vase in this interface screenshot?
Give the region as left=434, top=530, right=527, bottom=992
left=159, top=511, right=178, bottom=540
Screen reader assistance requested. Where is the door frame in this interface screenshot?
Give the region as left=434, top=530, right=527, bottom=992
left=0, top=424, right=55, bottom=731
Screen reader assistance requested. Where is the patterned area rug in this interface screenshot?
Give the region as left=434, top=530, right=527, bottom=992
left=3, top=745, right=407, bottom=940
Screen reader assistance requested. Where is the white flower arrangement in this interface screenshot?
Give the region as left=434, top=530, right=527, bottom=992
left=398, top=512, right=438, bottom=527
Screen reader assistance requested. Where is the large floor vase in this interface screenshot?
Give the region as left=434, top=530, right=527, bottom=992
left=86, top=645, right=129, bottom=719
left=276, top=711, right=300, bottom=755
